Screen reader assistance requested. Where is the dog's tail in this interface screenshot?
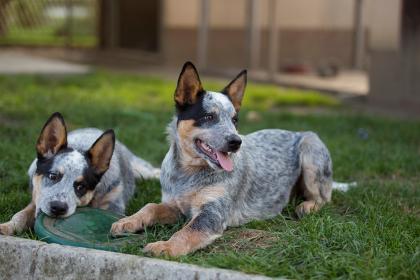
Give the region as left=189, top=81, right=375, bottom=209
left=332, top=181, right=357, bottom=192
left=129, top=154, right=160, bottom=180
left=119, top=144, right=160, bottom=180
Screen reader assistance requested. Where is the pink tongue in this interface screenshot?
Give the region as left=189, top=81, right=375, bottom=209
left=216, top=151, right=233, bottom=172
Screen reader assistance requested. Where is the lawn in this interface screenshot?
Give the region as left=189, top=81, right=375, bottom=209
left=0, top=71, right=419, bottom=279
left=0, top=1, right=97, bottom=47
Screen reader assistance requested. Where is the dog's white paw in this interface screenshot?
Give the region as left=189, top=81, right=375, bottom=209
left=0, top=222, right=15, bottom=236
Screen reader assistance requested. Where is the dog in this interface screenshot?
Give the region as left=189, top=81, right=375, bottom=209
left=0, top=112, right=159, bottom=236
left=110, top=62, right=336, bottom=256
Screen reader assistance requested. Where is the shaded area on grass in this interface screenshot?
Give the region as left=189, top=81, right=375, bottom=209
left=0, top=71, right=419, bottom=279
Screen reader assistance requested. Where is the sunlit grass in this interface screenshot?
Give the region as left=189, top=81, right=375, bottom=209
left=0, top=71, right=418, bottom=279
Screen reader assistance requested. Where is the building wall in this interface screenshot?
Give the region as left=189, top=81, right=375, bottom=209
left=163, top=0, right=199, bottom=28
left=161, top=0, right=360, bottom=69
left=163, top=0, right=356, bottom=29
left=161, top=0, right=419, bottom=111
left=366, top=0, right=401, bottom=50
left=369, top=0, right=420, bottom=110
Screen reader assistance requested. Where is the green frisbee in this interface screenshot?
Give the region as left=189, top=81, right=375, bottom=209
left=34, top=207, right=141, bottom=251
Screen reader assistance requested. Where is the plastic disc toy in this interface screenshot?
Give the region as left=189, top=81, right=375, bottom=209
left=35, top=207, right=141, bottom=251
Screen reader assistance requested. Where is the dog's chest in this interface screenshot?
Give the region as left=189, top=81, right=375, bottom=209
left=172, top=188, right=225, bottom=218
left=162, top=177, right=226, bottom=219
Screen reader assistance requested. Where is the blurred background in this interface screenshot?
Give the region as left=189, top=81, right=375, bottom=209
left=0, top=0, right=419, bottom=116
left=0, top=2, right=419, bottom=277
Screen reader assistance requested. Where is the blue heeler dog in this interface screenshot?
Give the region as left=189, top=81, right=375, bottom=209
left=0, top=112, right=159, bottom=236
left=111, top=62, right=340, bottom=256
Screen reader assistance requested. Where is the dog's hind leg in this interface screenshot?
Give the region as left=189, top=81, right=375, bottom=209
left=130, top=157, right=160, bottom=180
left=0, top=202, right=36, bottom=235
left=121, top=145, right=160, bottom=180
left=295, top=132, right=333, bottom=218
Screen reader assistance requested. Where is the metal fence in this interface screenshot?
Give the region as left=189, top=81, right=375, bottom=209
left=0, top=0, right=98, bottom=47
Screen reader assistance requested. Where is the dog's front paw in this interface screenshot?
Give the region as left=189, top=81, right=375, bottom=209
left=110, top=217, right=143, bottom=236
left=144, top=240, right=187, bottom=257
left=0, top=222, right=15, bottom=236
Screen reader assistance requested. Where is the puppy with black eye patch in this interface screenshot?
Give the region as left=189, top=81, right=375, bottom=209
left=0, top=112, right=160, bottom=236
left=111, top=61, right=340, bottom=257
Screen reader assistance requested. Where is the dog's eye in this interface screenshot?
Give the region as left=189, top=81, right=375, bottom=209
left=202, top=114, right=214, bottom=122
left=47, top=172, right=61, bottom=182
left=74, top=183, right=87, bottom=197
left=232, top=116, right=238, bottom=125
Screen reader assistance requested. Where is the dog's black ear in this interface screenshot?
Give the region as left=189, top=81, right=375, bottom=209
left=175, top=61, right=204, bottom=109
left=87, top=130, right=115, bottom=175
left=222, top=70, right=247, bottom=112
left=36, top=112, right=68, bottom=159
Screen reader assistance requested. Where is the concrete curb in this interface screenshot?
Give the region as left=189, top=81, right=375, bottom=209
left=0, top=236, right=275, bottom=280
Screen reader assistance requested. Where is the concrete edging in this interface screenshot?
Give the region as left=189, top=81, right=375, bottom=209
left=0, top=236, right=275, bottom=280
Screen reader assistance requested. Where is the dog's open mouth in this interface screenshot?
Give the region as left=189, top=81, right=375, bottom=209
left=195, top=139, right=233, bottom=172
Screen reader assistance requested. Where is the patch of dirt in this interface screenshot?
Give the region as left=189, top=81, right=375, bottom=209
left=210, top=228, right=279, bottom=253
left=401, top=205, right=420, bottom=218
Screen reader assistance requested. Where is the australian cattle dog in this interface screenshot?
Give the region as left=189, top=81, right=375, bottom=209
left=111, top=62, right=338, bottom=256
left=0, top=112, right=159, bottom=236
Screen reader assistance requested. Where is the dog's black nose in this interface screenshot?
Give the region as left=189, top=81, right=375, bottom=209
left=50, top=201, right=68, bottom=216
left=227, top=135, right=242, bottom=151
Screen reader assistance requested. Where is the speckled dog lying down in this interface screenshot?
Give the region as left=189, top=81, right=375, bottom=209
left=111, top=62, right=339, bottom=256
left=0, top=112, right=159, bottom=236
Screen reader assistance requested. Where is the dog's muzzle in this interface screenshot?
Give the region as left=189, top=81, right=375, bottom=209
left=49, top=201, right=68, bottom=217
left=226, top=134, right=242, bottom=152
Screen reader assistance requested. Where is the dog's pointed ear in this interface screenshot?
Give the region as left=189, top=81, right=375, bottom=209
left=87, top=129, right=115, bottom=175
left=175, top=61, right=203, bottom=108
left=222, top=70, right=247, bottom=112
left=36, top=112, right=68, bottom=159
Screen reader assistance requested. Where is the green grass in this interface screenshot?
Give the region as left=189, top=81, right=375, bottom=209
left=0, top=71, right=419, bottom=279
left=0, top=27, right=96, bottom=47
left=0, top=17, right=97, bottom=47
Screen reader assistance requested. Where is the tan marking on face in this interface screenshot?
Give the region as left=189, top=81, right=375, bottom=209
left=78, top=190, right=95, bottom=206
left=75, top=175, right=84, bottom=183
left=177, top=120, right=208, bottom=173
left=32, top=175, right=42, bottom=203
left=176, top=185, right=226, bottom=216
left=177, top=119, right=196, bottom=142
left=91, top=184, right=123, bottom=209
left=73, top=175, right=96, bottom=207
